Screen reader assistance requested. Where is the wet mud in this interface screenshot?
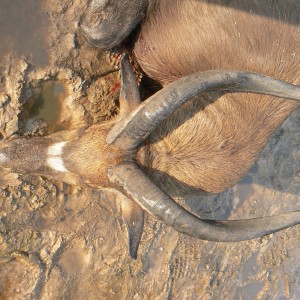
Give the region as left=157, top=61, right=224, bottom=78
left=0, top=0, right=299, bottom=299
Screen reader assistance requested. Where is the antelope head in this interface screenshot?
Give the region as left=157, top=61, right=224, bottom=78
left=1, top=55, right=300, bottom=258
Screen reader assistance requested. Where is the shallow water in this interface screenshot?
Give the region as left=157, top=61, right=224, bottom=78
left=23, top=81, right=68, bottom=133
left=234, top=164, right=258, bottom=209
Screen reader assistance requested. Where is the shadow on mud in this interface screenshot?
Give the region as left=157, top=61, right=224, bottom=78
left=0, top=0, right=49, bottom=65
left=201, top=0, right=300, bottom=26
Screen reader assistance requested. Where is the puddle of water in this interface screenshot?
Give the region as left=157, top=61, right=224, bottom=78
left=236, top=281, right=265, bottom=300
left=0, top=0, right=49, bottom=65
left=237, top=176, right=255, bottom=204
left=237, top=165, right=258, bottom=206
left=241, top=251, right=259, bottom=281
left=234, top=164, right=258, bottom=208
left=23, top=81, right=68, bottom=133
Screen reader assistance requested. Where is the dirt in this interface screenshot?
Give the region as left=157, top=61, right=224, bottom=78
left=0, top=1, right=299, bottom=299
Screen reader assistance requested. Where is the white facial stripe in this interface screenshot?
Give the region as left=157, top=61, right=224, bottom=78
left=47, top=157, right=68, bottom=172
left=47, top=141, right=68, bottom=156
left=47, top=141, right=69, bottom=172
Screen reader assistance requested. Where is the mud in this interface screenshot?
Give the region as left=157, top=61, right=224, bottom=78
left=0, top=1, right=299, bottom=299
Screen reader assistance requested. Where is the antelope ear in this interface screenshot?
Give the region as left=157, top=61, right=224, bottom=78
left=0, top=170, right=20, bottom=188
left=118, top=54, right=141, bottom=117
left=120, top=193, right=144, bottom=259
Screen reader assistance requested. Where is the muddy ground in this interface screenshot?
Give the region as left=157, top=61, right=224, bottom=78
left=0, top=1, right=299, bottom=299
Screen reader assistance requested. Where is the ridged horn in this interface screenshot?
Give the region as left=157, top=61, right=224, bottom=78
left=109, top=162, right=300, bottom=241
left=107, top=70, right=300, bottom=151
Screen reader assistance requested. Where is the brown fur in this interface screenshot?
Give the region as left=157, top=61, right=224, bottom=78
left=63, top=123, right=129, bottom=187
left=1, top=1, right=299, bottom=198
left=134, top=0, right=300, bottom=194
left=1, top=123, right=128, bottom=188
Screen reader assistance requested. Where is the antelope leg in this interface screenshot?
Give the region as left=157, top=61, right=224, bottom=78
left=109, top=162, right=300, bottom=242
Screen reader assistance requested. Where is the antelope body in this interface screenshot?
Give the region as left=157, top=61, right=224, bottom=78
left=1, top=0, right=300, bottom=257
left=84, top=0, right=300, bottom=193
